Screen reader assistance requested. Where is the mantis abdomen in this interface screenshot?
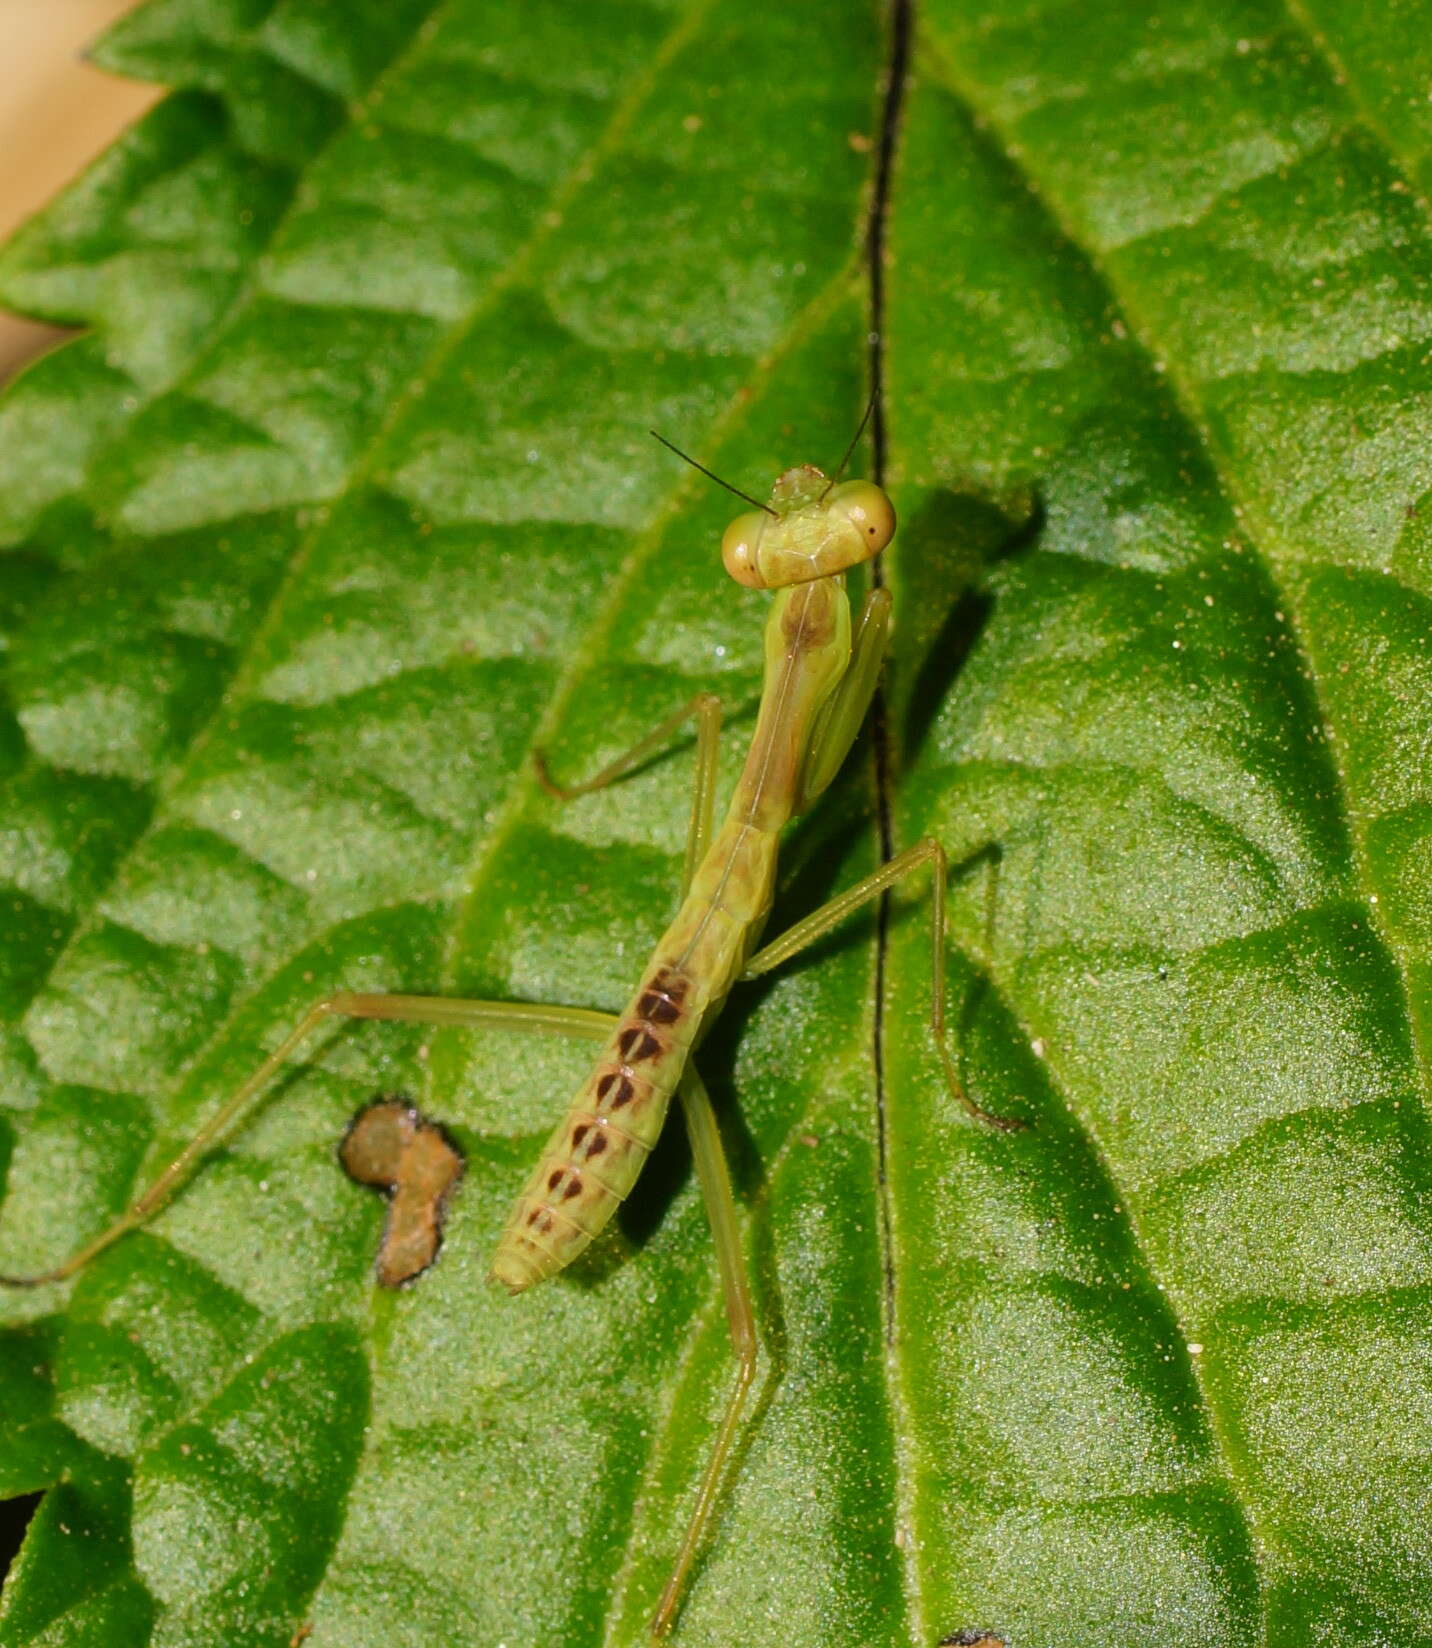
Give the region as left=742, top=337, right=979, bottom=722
left=490, top=818, right=779, bottom=1292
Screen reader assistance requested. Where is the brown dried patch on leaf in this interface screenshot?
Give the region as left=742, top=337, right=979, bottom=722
left=938, top=1633, right=1005, bottom=1647
left=339, top=1098, right=465, bottom=1287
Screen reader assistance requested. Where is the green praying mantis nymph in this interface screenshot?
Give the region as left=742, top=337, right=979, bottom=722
left=0, top=420, right=1020, bottom=1637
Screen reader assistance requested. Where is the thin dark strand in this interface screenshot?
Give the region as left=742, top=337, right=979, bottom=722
left=867, top=0, right=907, bottom=495
left=650, top=430, right=777, bottom=516
left=866, top=0, right=912, bottom=1348
left=819, top=388, right=878, bottom=500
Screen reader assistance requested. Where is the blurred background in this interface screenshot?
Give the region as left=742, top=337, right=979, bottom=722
left=0, top=1, right=157, bottom=382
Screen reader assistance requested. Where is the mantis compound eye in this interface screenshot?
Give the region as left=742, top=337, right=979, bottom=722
left=721, top=510, right=770, bottom=587
left=825, top=479, right=896, bottom=558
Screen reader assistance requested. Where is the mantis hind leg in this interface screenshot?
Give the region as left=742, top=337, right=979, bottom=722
left=11, top=690, right=729, bottom=1277
left=651, top=1063, right=759, bottom=1639
left=0, top=992, right=620, bottom=1287
left=743, top=839, right=1024, bottom=1131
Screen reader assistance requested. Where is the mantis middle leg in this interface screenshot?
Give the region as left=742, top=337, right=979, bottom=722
left=743, top=839, right=1024, bottom=1131
left=537, top=690, right=723, bottom=893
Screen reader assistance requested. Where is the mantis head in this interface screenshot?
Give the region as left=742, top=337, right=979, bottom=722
left=720, top=466, right=896, bottom=590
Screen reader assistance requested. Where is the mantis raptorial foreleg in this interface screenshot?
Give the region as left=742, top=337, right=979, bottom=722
left=743, top=838, right=1023, bottom=1131
left=795, top=585, right=891, bottom=810
left=0, top=994, right=621, bottom=1288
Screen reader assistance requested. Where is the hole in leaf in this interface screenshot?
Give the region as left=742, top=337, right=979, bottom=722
left=0, top=1490, right=42, bottom=1585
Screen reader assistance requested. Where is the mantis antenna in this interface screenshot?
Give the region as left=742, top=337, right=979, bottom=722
left=650, top=430, right=778, bottom=517
left=819, top=386, right=878, bottom=501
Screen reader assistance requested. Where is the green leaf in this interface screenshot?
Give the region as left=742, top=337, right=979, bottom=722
left=0, top=2, right=1428, bottom=1645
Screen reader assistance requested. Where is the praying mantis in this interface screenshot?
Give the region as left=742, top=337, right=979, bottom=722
left=0, top=416, right=1020, bottom=1637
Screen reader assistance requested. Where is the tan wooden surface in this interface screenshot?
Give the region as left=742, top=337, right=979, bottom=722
left=0, top=1, right=158, bottom=380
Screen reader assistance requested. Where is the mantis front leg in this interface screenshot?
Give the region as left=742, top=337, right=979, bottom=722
left=772, top=583, right=1019, bottom=1128
left=795, top=586, right=891, bottom=809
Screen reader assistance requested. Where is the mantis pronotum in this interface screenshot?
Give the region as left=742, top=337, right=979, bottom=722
left=0, top=419, right=1019, bottom=1636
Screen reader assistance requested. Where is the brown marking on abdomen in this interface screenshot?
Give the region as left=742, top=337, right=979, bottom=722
left=597, top=1070, right=635, bottom=1108
left=516, top=1195, right=584, bottom=1253
left=650, top=966, right=689, bottom=998
left=564, top=1110, right=648, bottom=1195
left=638, top=966, right=690, bottom=1025
left=546, top=1166, right=586, bottom=1201
left=618, top=1025, right=662, bottom=1063
left=636, top=989, right=681, bottom=1024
